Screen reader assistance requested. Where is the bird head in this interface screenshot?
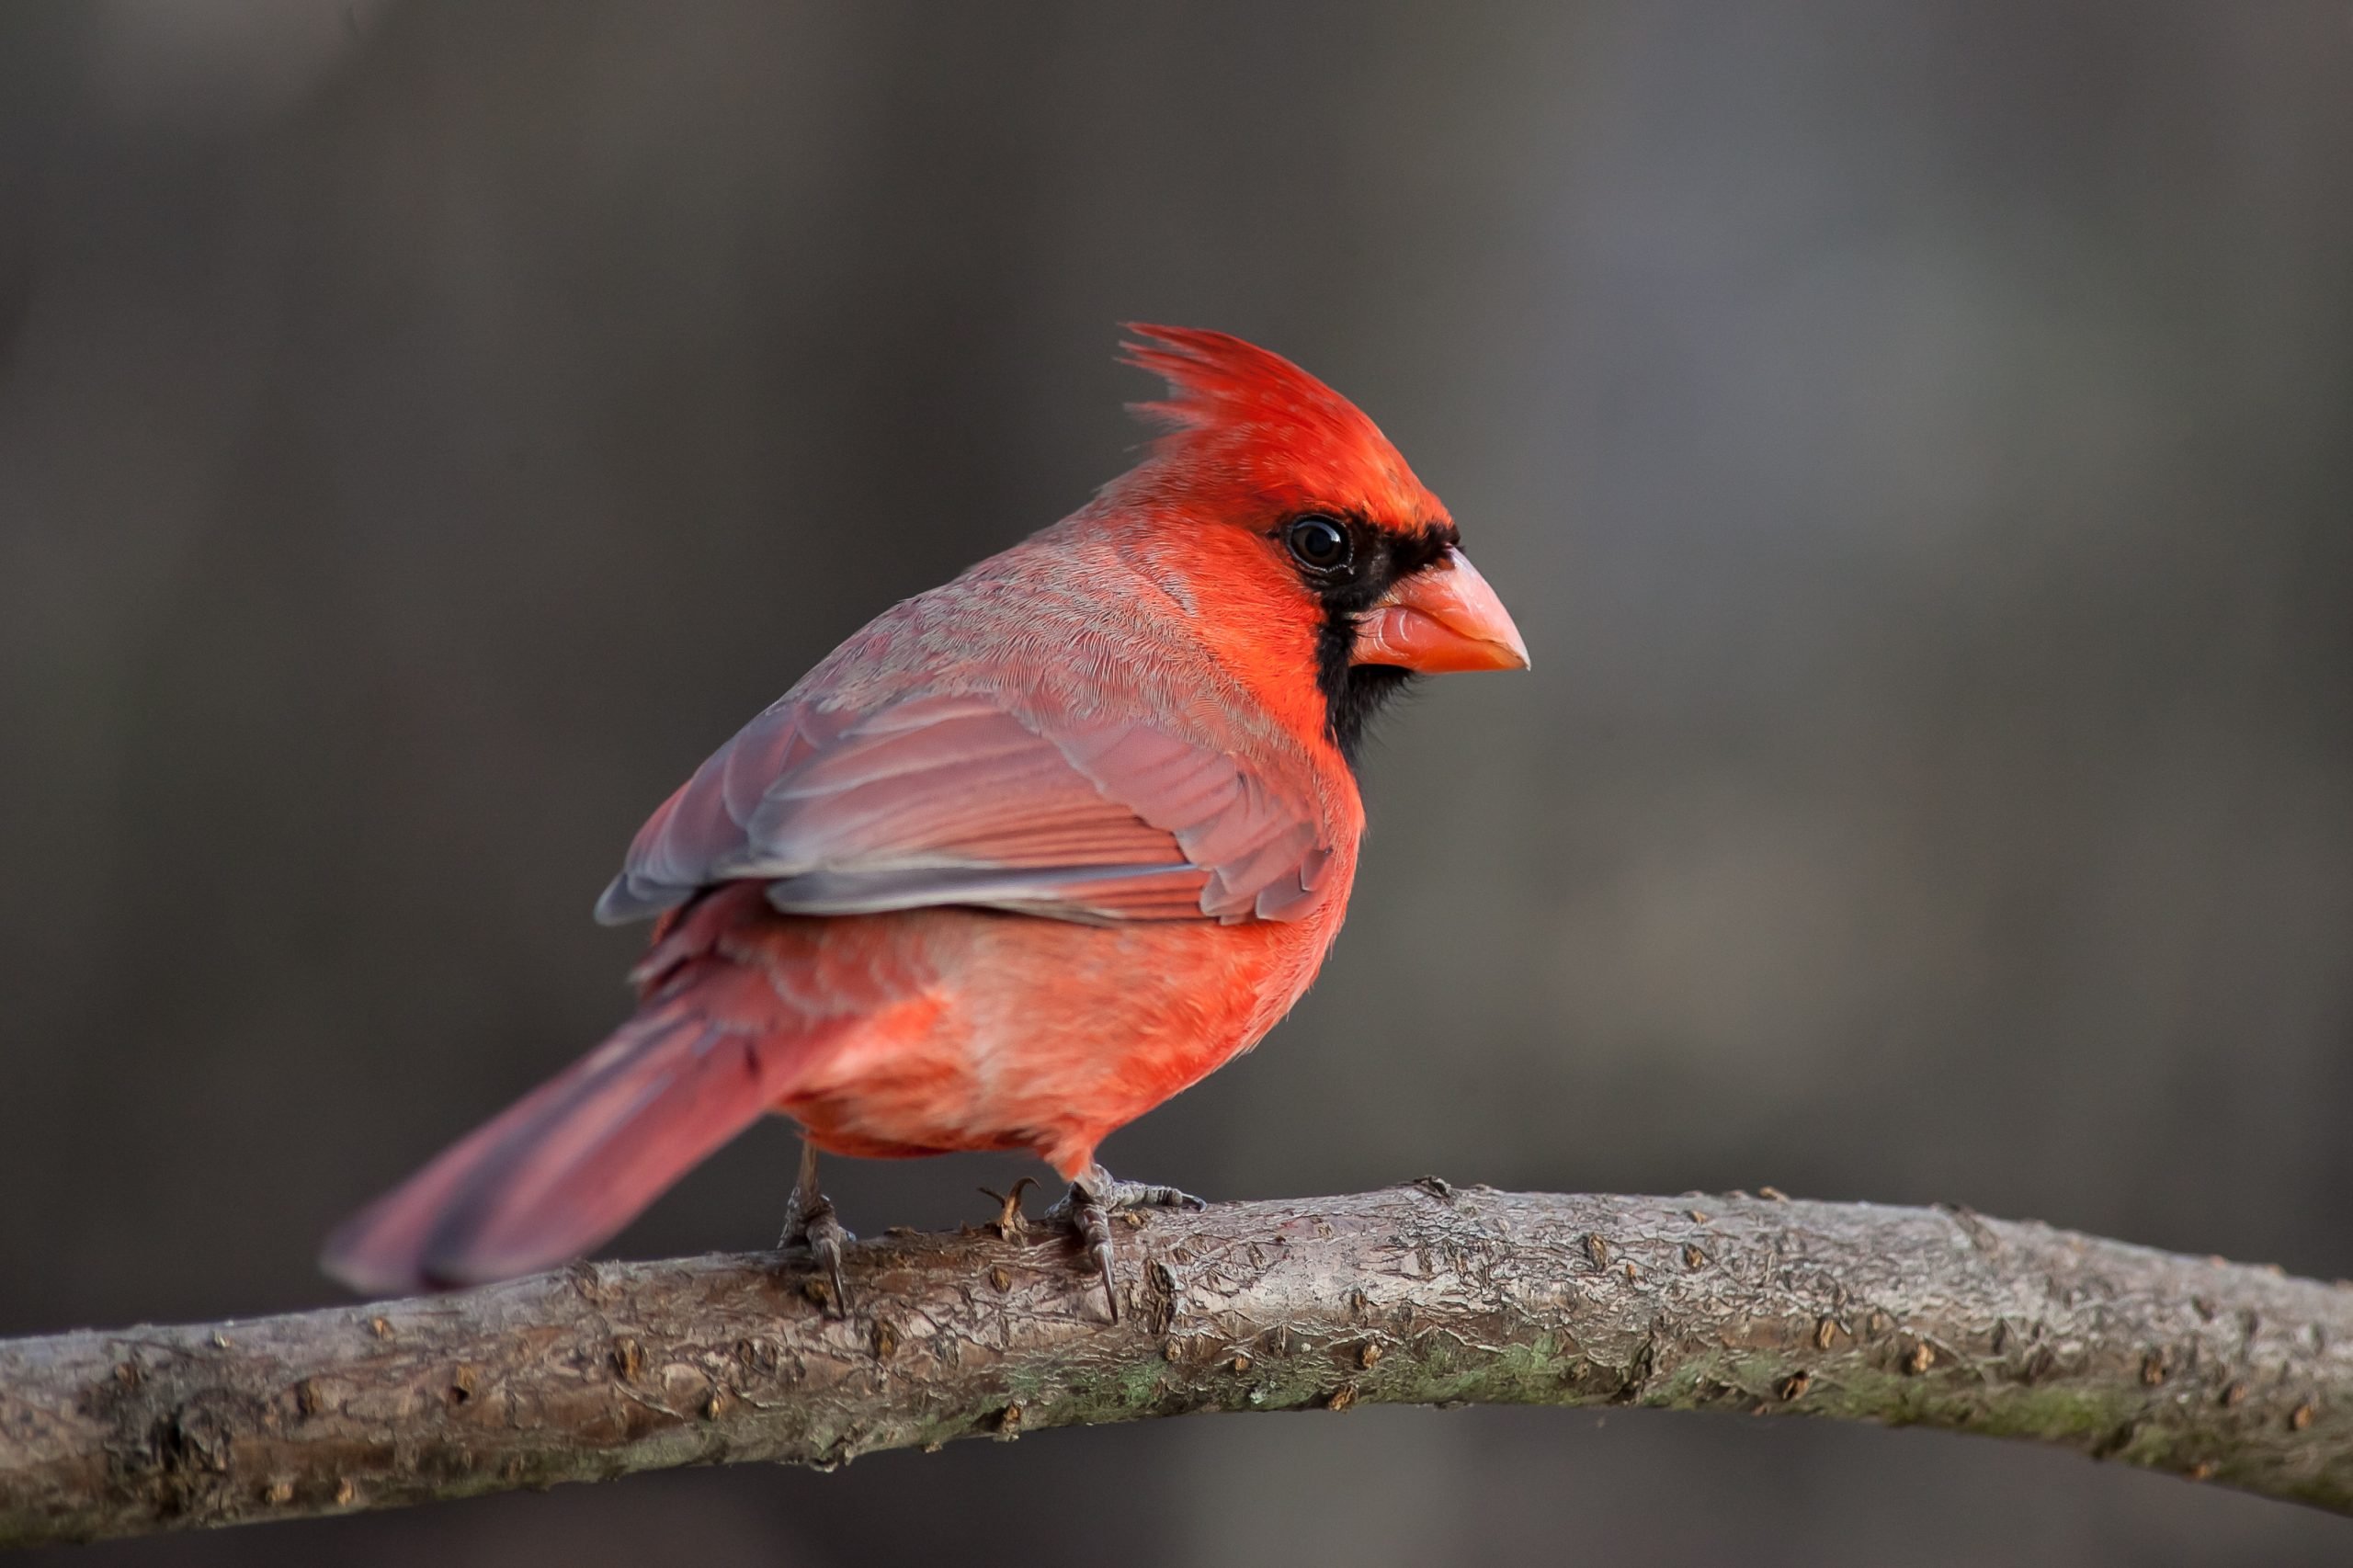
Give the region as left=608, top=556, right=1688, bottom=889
left=1102, top=324, right=1527, bottom=757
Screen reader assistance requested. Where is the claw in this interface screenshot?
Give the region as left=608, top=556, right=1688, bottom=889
left=1068, top=1187, right=1119, bottom=1322
left=1046, top=1164, right=1206, bottom=1324
left=779, top=1136, right=856, bottom=1316
left=803, top=1201, right=852, bottom=1314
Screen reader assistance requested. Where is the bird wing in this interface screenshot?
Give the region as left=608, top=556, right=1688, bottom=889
left=595, top=691, right=1335, bottom=926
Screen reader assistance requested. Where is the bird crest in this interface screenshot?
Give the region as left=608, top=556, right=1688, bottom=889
left=1117, top=324, right=1447, bottom=529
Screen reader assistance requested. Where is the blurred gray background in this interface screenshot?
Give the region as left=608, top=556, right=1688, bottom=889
left=6, top=1, right=2352, bottom=1562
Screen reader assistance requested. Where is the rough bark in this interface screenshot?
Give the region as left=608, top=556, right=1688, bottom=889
left=5, top=1186, right=2351, bottom=1547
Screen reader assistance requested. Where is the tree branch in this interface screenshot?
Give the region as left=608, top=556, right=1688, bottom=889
left=6, top=1186, right=2352, bottom=1546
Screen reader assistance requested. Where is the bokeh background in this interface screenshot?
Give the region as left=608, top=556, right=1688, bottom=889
left=6, top=2, right=2353, bottom=1562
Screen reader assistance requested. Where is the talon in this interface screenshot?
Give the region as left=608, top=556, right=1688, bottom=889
left=1065, top=1187, right=1119, bottom=1324
left=779, top=1136, right=855, bottom=1317
left=978, top=1176, right=1038, bottom=1241
left=784, top=1194, right=856, bottom=1317
left=804, top=1203, right=853, bottom=1316
left=1046, top=1164, right=1202, bottom=1323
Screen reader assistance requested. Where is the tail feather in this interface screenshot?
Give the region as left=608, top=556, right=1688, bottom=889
left=321, top=978, right=840, bottom=1295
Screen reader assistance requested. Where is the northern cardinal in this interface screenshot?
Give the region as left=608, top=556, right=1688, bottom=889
left=322, top=326, right=1527, bottom=1315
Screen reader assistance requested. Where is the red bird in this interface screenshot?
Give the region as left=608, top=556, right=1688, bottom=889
left=322, top=326, right=1527, bottom=1314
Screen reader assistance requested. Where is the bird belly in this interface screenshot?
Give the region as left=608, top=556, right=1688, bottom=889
left=771, top=905, right=1333, bottom=1176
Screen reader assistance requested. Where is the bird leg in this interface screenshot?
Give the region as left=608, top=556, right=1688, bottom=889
left=1045, top=1164, right=1206, bottom=1322
left=778, top=1135, right=853, bottom=1315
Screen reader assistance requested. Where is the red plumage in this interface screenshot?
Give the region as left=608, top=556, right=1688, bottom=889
left=323, top=326, right=1525, bottom=1295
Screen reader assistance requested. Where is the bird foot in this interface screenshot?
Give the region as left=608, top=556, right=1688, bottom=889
left=779, top=1139, right=854, bottom=1315
left=1044, top=1165, right=1207, bottom=1323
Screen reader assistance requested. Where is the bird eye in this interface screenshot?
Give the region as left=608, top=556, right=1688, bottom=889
left=1285, top=516, right=1351, bottom=574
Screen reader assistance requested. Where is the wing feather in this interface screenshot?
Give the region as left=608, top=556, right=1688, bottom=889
left=595, top=691, right=1333, bottom=926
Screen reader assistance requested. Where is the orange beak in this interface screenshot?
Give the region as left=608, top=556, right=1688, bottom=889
left=1350, top=546, right=1530, bottom=674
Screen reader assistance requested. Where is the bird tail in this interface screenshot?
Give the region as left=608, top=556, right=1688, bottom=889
left=321, top=962, right=845, bottom=1296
